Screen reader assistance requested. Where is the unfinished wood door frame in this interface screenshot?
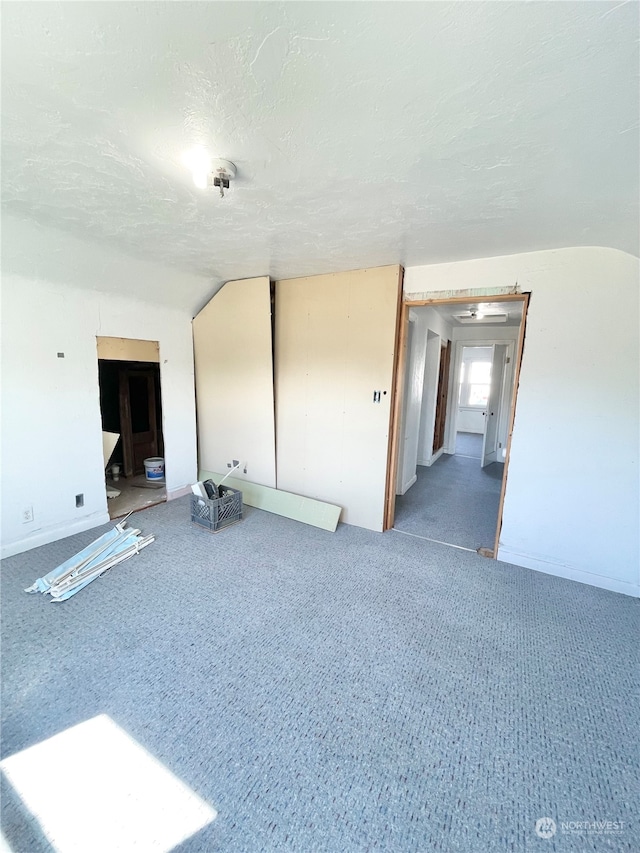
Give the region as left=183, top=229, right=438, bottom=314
left=493, top=293, right=530, bottom=556
left=384, top=292, right=530, bottom=551
left=383, top=268, right=408, bottom=529
left=432, top=339, right=451, bottom=453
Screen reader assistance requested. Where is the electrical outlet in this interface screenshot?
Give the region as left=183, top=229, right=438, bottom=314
left=76, top=494, right=84, bottom=508
left=22, top=506, right=34, bottom=524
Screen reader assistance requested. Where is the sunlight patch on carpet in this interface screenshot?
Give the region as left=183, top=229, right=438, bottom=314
left=0, top=714, right=216, bottom=853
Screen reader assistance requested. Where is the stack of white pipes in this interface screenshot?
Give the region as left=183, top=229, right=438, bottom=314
left=25, top=516, right=154, bottom=602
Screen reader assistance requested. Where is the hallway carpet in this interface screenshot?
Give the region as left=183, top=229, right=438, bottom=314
left=455, top=430, right=483, bottom=458
left=2, top=498, right=638, bottom=852
left=395, top=452, right=503, bottom=551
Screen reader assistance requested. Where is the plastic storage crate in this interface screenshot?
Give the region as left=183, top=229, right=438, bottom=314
left=190, top=486, right=243, bottom=532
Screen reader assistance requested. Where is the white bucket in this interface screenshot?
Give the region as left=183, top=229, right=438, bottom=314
left=143, top=457, right=165, bottom=481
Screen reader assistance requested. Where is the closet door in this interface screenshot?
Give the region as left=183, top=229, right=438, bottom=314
left=275, top=266, right=401, bottom=531
left=193, top=276, right=276, bottom=488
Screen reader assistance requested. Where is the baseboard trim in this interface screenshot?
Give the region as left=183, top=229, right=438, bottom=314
left=398, top=474, right=417, bottom=496
left=166, top=485, right=192, bottom=501
left=1, top=512, right=111, bottom=559
left=497, top=548, right=639, bottom=598
left=421, top=447, right=444, bottom=468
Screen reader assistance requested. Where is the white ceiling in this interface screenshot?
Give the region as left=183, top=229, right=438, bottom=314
left=432, top=300, right=524, bottom=328
left=2, top=2, right=638, bottom=302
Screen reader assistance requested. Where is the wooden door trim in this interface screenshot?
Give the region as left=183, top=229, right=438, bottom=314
left=404, top=293, right=527, bottom=308
left=432, top=340, right=451, bottom=454
left=383, top=278, right=408, bottom=531
left=493, top=292, right=530, bottom=556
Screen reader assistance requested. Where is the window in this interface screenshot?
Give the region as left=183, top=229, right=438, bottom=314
left=459, top=356, right=492, bottom=407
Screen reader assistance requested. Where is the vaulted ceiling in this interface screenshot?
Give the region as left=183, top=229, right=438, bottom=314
left=2, top=1, right=638, bottom=299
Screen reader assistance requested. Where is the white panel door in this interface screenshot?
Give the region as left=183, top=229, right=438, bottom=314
left=275, top=266, right=400, bottom=531
left=192, top=276, right=276, bottom=487
left=481, top=344, right=507, bottom=467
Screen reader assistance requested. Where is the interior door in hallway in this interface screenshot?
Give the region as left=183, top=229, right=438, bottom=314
left=119, top=368, right=158, bottom=476
left=481, top=344, right=508, bottom=467
left=275, top=266, right=401, bottom=531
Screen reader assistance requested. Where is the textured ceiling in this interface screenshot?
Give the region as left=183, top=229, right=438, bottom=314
left=2, top=1, right=638, bottom=305
left=432, top=300, right=523, bottom=328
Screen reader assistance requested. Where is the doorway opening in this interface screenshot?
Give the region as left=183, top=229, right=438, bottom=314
left=387, top=294, right=529, bottom=556
left=98, top=358, right=166, bottom=519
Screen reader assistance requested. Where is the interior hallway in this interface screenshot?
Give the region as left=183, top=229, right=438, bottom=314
left=454, top=431, right=483, bottom=458
left=394, top=432, right=502, bottom=551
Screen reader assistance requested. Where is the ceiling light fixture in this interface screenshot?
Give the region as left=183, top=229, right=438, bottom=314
left=211, top=160, right=237, bottom=198
left=457, top=312, right=508, bottom=324
left=181, top=148, right=237, bottom=197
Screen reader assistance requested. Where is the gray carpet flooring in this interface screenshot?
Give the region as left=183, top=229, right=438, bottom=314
left=454, top=431, right=483, bottom=458
left=2, top=498, right=638, bottom=852
left=395, top=445, right=503, bottom=551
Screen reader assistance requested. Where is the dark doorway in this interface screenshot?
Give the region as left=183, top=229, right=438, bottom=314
left=119, top=367, right=161, bottom=476
left=98, top=359, right=165, bottom=518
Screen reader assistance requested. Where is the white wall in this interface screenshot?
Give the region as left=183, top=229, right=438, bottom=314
left=417, top=332, right=442, bottom=465
left=1, top=213, right=214, bottom=314
left=452, top=325, right=520, bottom=343
left=397, top=305, right=455, bottom=490
left=405, top=247, right=640, bottom=596
left=1, top=271, right=199, bottom=558
left=397, top=314, right=428, bottom=493
left=415, top=308, right=452, bottom=466
left=419, top=306, right=452, bottom=342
